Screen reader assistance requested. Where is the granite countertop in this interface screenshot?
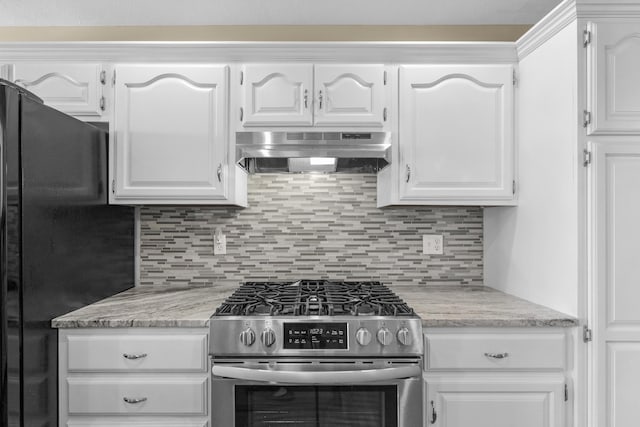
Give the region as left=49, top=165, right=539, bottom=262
left=52, top=284, right=578, bottom=329
left=394, top=286, right=577, bottom=328
left=51, top=283, right=238, bottom=328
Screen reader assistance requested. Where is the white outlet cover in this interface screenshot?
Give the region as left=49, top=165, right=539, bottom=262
left=214, top=233, right=227, bottom=255
left=423, top=235, right=443, bottom=255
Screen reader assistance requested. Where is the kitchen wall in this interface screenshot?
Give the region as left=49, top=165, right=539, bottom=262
left=139, top=174, right=483, bottom=286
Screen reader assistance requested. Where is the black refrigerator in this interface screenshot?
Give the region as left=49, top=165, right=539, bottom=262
left=0, top=79, right=135, bottom=427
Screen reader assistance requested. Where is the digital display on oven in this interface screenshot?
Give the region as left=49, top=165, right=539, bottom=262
left=283, top=323, right=348, bottom=349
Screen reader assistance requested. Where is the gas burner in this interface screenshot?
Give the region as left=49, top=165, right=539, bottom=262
left=214, top=280, right=415, bottom=317
left=210, top=280, right=422, bottom=359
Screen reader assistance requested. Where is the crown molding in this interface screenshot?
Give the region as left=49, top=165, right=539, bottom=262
left=516, top=0, right=578, bottom=60
left=576, top=3, right=640, bottom=18
left=0, top=41, right=518, bottom=64
left=517, top=1, right=640, bottom=60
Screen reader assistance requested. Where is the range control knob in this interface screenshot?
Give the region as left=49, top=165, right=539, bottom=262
left=396, top=327, right=413, bottom=346
left=239, top=328, right=256, bottom=346
left=261, top=328, right=276, bottom=348
left=355, top=327, right=372, bottom=346
left=377, top=327, right=393, bottom=346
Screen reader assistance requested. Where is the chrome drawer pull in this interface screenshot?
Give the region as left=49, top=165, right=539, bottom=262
left=123, top=353, right=147, bottom=360
left=123, top=397, right=147, bottom=404
left=484, top=352, right=509, bottom=359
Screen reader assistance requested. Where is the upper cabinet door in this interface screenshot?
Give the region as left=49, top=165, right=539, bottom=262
left=588, top=21, right=640, bottom=135
left=313, top=64, right=385, bottom=127
left=13, top=63, right=106, bottom=118
left=241, top=64, right=313, bottom=126
left=112, top=64, right=228, bottom=203
left=398, top=65, right=514, bottom=204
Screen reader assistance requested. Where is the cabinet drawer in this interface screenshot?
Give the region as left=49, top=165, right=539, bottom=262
left=426, top=333, right=565, bottom=370
left=67, top=376, right=208, bottom=415
left=67, top=423, right=208, bottom=427
left=67, top=334, right=207, bottom=372
left=67, top=422, right=209, bottom=427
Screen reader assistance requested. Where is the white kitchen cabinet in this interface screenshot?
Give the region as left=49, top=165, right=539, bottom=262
left=313, top=64, right=386, bottom=126
left=426, top=374, right=565, bottom=427
left=485, top=8, right=640, bottom=427
left=589, top=141, right=640, bottom=427
left=240, top=63, right=386, bottom=127
left=68, top=377, right=208, bottom=415
left=426, top=332, right=566, bottom=371
left=12, top=62, right=107, bottom=118
left=66, top=334, right=208, bottom=372
left=112, top=64, right=246, bottom=206
left=241, top=64, right=313, bottom=126
left=59, top=328, right=210, bottom=427
left=424, top=329, right=568, bottom=427
left=587, top=21, right=640, bottom=135
left=394, top=65, right=514, bottom=205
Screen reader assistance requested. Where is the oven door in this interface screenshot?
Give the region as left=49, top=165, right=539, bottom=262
left=211, top=360, right=423, bottom=427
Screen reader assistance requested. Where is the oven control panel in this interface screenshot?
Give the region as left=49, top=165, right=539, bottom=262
left=283, top=322, right=348, bottom=350
left=210, top=317, right=424, bottom=357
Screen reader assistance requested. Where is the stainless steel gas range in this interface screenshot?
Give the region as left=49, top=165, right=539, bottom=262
left=209, top=280, right=423, bottom=427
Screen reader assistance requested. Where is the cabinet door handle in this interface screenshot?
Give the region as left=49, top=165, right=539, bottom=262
left=123, top=397, right=147, bottom=404
left=217, top=164, right=223, bottom=182
left=484, top=352, right=509, bottom=359
left=122, top=353, right=147, bottom=360
left=318, top=90, right=323, bottom=110
left=304, top=89, right=309, bottom=109
left=430, top=400, right=437, bottom=424
left=405, top=165, right=411, bottom=183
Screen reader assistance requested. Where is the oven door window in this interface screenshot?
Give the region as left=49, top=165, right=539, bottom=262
left=235, top=385, right=397, bottom=426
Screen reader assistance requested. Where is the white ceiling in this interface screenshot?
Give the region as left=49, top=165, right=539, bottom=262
left=0, top=0, right=564, bottom=26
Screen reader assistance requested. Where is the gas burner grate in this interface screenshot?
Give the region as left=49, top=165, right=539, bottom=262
left=214, top=280, right=415, bottom=317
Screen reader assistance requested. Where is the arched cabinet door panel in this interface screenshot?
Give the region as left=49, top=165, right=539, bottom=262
left=112, top=64, right=229, bottom=204
left=240, top=63, right=386, bottom=127
left=13, top=63, right=106, bottom=118
left=241, top=64, right=313, bottom=126
left=314, top=64, right=385, bottom=127
left=587, top=21, right=640, bottom=135
left=398, top=64, right=514, bottom=204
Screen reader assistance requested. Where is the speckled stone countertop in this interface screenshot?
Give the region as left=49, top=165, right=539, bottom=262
left=51, top=284, right=238, bottom=328
left=52, top=284, right=578, bottom=329
left=394, top=286, right=577, bottom=328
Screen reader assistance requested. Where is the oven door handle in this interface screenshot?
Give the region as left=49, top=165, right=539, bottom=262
left=212, top=365, right=421, bottom=384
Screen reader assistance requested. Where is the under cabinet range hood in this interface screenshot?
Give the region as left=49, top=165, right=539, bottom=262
left=236, top=131, right=391, bottom=173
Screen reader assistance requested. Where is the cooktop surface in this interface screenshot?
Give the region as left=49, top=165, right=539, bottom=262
left=213, top=280, right=415, bottom=317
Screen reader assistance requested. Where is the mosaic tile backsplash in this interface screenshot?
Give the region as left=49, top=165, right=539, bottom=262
left=139, top=174, right=483, bottom=286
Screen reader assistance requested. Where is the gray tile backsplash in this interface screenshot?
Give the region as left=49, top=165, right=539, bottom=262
left=139, top=174, right=483, bottom=286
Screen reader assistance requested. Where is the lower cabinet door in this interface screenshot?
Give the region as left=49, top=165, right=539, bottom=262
left=425, top=374, right=565, bottom=427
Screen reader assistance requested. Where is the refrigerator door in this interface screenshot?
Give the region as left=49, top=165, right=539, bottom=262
left=20, top=94, right=135, bottom=427
left=1, top=78, right=7, bottom=427
left=1, top=79, right=25, bottom=427
left=1, top=79, right=135, bottom=427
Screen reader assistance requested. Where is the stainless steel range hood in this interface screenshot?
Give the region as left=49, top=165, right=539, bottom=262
left=236, top=131, right=391, bottom=173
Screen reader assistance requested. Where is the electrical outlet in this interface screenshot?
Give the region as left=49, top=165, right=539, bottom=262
left=423, top=235, right=444, bottom=255
left=213, top=228, right=227, bottom=255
